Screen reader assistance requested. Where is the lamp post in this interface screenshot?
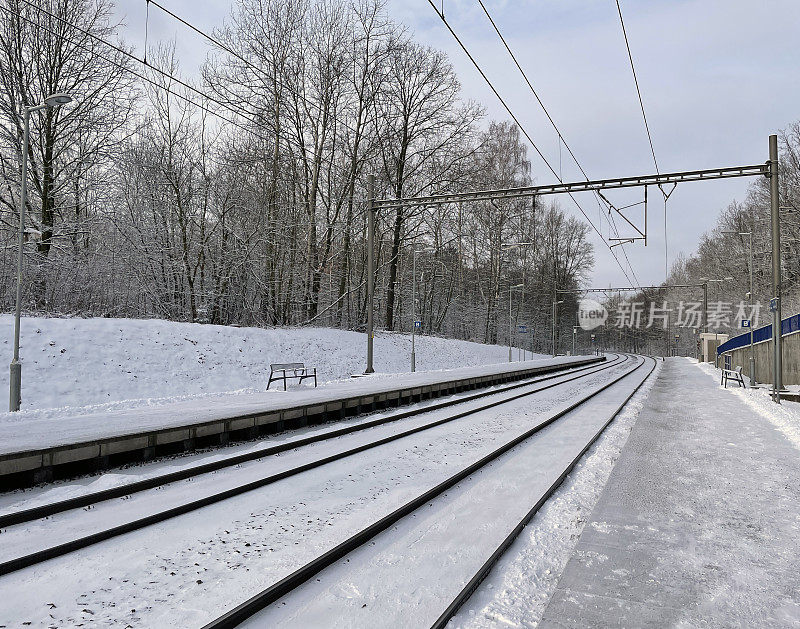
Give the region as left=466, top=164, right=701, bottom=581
left=508, top=284, right=524, bottom=362
left=572, top=325, right=578, bottom=356
left=699, top=276, right=734, bottom=367
left=411, top=247, right=434, bottom=372
left=722, top=230, right=756, bottom=385
left=10, top=93, right=73, bottom=412
left=552, top=299, right=564, bottom=357
left=365, top=174, right=376, bottom=374
left=502, top=242, right=533, bottom=362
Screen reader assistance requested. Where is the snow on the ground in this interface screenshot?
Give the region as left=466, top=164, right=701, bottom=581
left=0, top=358, right=619, bottom=515
left=0, top=359, right=634, bottom=627
left=448, top=357, right=662, bottom=628
left=0, top=314, right=539, bottom=417
left=696, top=360, right=800, bottom=451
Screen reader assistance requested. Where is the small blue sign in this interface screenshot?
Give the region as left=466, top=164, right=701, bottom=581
left=770, top=297, right=779, bottom=312
left=741, top=319, right=751, bottom=328
left=518, top=325, right=527, bottom=333
left=414, top=320, right=422, bottom=328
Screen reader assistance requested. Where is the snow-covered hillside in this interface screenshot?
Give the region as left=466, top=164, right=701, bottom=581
left=0, top=315, right=535, bottom=413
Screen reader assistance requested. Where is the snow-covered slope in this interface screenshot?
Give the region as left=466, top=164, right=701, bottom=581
left=0, top=315, right=535, bottom=413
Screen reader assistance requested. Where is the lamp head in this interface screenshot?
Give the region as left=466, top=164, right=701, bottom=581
left=44, top=93, right=73, bottom=107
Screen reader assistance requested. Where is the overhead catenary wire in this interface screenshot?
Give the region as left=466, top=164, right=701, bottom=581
left=614, top=0, right=670, bottom=280
left=475, top=0, right=644, bottom=290
left=428, top=0, right=638, bottom=288
left=614, top=0, right=658, bottom=175
left=7, top=3, right=272, bottom=143
left=146, top=0, right=352, bottom=128
left=17, top=0, right=643, bottom=292
left=17, top=0, right=271, bottom=125
left=475, top=0, right=643, bottom=291
left=11, top=0, right=361, bottom=162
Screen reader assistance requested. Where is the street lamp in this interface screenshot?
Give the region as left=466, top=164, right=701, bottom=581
left=10, top=93, right=74, bottom=412
left=508, top=284, right=524, bottom=362
left=411, top=247, right=434, bottom=372
left=722, top=230, right=756, bottom=386
left=552, top=299, right=564, bottom=357
left=503, top=242, right=534, bottom=362
left=699, top=276, right=734, bottom=368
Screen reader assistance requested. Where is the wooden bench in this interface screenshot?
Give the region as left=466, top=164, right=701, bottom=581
left=721, top=365, right=745, bottom=388
left=268, top=362, right=317, bottom=391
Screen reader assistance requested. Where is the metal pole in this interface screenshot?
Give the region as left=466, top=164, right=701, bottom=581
left=702, top=281, right=708, bottom=361
left=748, top=231, right=756, bottom=385
left=551, top=300, right=557, bottom=357
left=411, top=250, right=416, bottom=372
left=508, top=285, right=513, bottom=363
left=365, top=174, right=375, bottom=374
left=769, top=134, right=782, bottom=402
left=10, top=107, right=31, bottom=412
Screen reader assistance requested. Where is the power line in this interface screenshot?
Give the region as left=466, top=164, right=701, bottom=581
left=147, top=0, right=342, bottom=125
left=19, top=0, right=271, bottom=126
left=9, top=0, right=365, bottom=163
left=11, top=1, right=274, bottom=138
left=615, top=0, right=659, bottom=174
left=476, top=0, right=643, bottom=289
left=3, top=2, right=383, bottom=236
left=476, top=0, right=590, bottom=181
left=2, top=5, right=268, bottom=143
left=427, top=0, right=637, bottom=287
left=614, top=0, right=668, bottom=282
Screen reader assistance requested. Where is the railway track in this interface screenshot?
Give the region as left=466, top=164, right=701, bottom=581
left=0, top=355, right=616, bottom=530
left=199, top=354, right=656, bottom=628
left=0, top=354, right=628, bottom=577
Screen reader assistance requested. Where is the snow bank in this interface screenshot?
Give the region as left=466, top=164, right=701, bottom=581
left=0, top=315, right=534, bottom=415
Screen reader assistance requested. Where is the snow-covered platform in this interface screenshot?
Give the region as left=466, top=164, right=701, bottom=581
left=539, top=357, right=800, bottom=627
left=0, top=354, right=602, bottom=487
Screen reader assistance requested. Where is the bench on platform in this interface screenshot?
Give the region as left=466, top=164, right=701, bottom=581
left=268, top=362, right=317, bottom=391
left=721, top=365, right=745, bottom=388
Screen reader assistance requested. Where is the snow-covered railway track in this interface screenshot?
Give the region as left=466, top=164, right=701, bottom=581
left=200, top=355, right=655, bottom=629
left=0, top=355, right=628, bottom=578
left=0, top=356, right=620, bottom=530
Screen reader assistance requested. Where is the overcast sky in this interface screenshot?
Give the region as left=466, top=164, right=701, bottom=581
left=113, top=0, right=800, bottom=289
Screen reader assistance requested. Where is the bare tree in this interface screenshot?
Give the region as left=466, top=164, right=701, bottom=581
left=0, top=0, right=136, bottom=305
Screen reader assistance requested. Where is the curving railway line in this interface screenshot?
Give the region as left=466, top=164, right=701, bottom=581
left=0, top=353, right=656, bottom=628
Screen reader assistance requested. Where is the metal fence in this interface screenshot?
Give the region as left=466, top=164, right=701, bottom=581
left=716, top=312, right=800, bottom=356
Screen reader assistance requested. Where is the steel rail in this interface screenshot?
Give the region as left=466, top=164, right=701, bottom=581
left=0, top=357, right=610, bottom=529
left=199, top=355, right=646, bottom=629
left=430, top=355, right=658, bottom=629
left=373, top=164, right=768, bottom=209
left=0, top=356, right=629, bottom=576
